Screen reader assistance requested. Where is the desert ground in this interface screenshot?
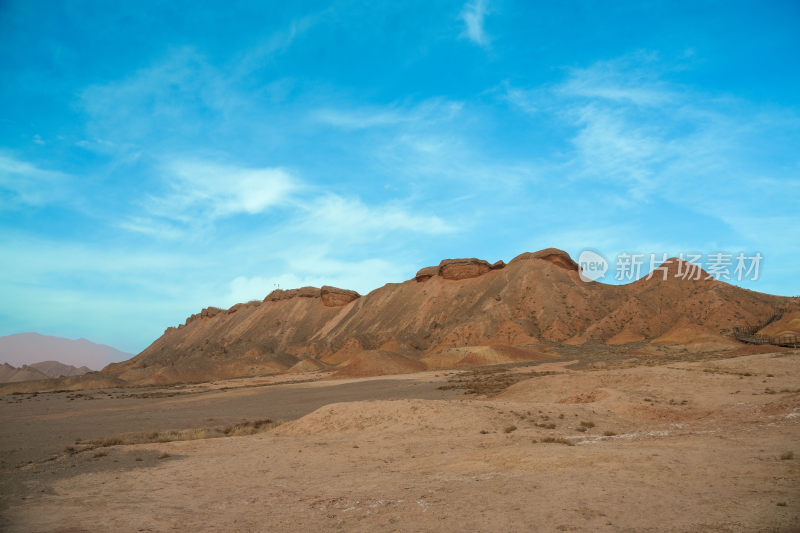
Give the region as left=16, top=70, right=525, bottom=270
left=0, top=348, right=798, bottom=532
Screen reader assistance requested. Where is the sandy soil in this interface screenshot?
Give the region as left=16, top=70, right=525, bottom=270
left=2, top=351, right=799, bottom=532
left=0, top=376, right=459, bottom=485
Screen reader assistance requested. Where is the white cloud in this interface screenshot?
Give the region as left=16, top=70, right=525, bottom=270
left=120, top=160, right=301, bottom=237
left=166, top=160, right=299, bottom=217
left=460, top=0, right=491, bottom=47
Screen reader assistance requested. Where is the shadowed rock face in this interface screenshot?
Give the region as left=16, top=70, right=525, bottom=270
left=101, top=247, right=794, bottom=386
left=415, top=266, right=439, bottom=282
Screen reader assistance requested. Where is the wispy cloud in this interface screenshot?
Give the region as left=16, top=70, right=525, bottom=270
left=300, top=194, right=454, bottom=239
left=81, top=48, right=231, bottom=149
left=460, top=0, right=491, bottom=47
left=313, top=99, right=464, bottom=130
left=505, top=52, right=800, bottom=265
left=0, top=154, right=71, bottom=208
left=557, top=54, right=679, bottom=107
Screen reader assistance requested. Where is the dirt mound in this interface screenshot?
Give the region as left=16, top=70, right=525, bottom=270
left=331, top=350, right=426, bottom=378
left=287, top=358, right=328, bottom=373
left=650, top=320, right=734, bottom=346
left=274, top=399, right=489, bottom=435
left=606, top=327, right=646, bottom=345
left=421, top=345, right=549, bottom=370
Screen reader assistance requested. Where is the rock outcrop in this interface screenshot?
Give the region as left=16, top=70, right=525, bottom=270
left=321, top=286, right=361, bottom=307
left=438, top=258, right=491, bottom=280
left=510, top=248, right=579, bottom=271
left=265, top=286, right=359, bottom=307
left=265, top=287, right=321, bottom=302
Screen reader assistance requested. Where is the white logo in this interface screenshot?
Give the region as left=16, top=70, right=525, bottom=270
left=578, top=250, right=608, bottom=282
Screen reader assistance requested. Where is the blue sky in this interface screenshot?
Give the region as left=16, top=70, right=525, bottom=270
left=1, top=0, right=798, bottom=353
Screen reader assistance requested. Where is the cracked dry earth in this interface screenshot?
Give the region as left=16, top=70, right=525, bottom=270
left=3, top=351, right=799, bottom=532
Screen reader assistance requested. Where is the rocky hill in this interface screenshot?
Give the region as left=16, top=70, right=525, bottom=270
left=0, top=333, right=131, bottom=370
left=102, top=248, right=795, bottom=385
left=0, top=363, right=49, bottom=383
left=0, top=361, right=93, bottom=384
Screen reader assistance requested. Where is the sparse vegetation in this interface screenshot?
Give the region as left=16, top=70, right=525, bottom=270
left=63, top=418, right=281, bottom=456
left=438, top=368, right=563, bottom=395
left=603, top=431, right=617, bottom=437
left=541, top=437, right=574, bottom=446
left=780, top=451, right=793, bottom=460
left=580, top=421, right=595, bottom=428
left=504, top=425, right=517, bottom=433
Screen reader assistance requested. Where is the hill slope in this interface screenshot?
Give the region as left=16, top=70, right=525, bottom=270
left=103, top=248, right=794, bottom=386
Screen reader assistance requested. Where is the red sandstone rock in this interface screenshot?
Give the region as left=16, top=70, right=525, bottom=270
left=510, top=248, right=578, bottom=271
left=438, top=258, right=491, bottom=280
left=321, top=286, right=360, bottom=307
